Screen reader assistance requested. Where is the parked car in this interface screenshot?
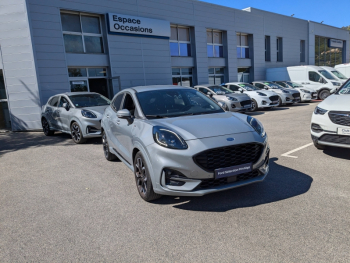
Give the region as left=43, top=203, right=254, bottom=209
left=335, top=63, right=350, bottom=78
left=252, top=81, right=300, bottom=106
left=194, top=84, right=252, bottom=112
left=311, top=79, right=350, bottom=150
left=101, top=86, right=270, bottom=201
left=41, top=92, right=111, bottom=143
left=266, top=66, right=339, bottom=100
left=320, top=66, right=348, bottom=84
left=273, top=81, right=317, bottom=102
left=223, top=82, right=279, bottom=111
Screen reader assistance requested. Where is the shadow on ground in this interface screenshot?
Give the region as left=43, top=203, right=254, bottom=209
left=323, top=146, right=350, bottom=160
left=0, top=132, right=102, bottom=157
left=154, top=158, right=313, bottom=212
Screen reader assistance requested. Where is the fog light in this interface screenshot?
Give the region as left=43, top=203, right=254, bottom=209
left=87, top=126, right=100, bottom=134
left=311, top=123, right=323, bottom=133
left=262, top=101, right=267, bottom=105
left=163, top=169, right=186, bottom=187
left=286, top=98, right=291, bottom=101
left=231, top=104, right=236, bottom=108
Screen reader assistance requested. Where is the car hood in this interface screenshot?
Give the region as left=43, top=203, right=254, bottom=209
left=246, top=90, right=276, bottom=97
left=148, top=112, right=255, bottom=140
left=216, top=93, right=251, bottom=100
left=82, top=105, right=109, bottom=115
left=318, top=94, right=350, bottom=111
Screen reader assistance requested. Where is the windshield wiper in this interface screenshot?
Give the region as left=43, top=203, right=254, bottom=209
left=145, top=115, right=168, bottom=119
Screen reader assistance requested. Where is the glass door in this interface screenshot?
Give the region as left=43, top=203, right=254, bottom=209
left=0, top=69, right=11, bottom=130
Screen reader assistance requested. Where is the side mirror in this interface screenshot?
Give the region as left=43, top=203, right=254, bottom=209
left=218, top=101, right=226, bottom=110
left=117, top=109, right=133, bottom=124
left=207, top=92, right=213, bottom=97
left=265, top=87, right=269, bottom=90
left=62, top=103, right=70, bottom=111
left=238, top=88, right=244, bottom=93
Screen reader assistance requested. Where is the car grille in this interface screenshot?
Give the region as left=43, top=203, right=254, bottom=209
left=319, top=134, right=350, bottom=145
left=198, top=170, right=260, bottom=189
left=292, top=93, right=300, bottom=98
left=193, top=143, right=263, bottom=172
left=240, top=100, right=251, bottom=107
left=269, top=95, right=279, bottom=102
left=328, top=111, right=350, bottom=127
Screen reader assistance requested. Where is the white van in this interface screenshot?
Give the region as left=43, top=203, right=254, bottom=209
left=334, top=63, right=350, bottom=78
left=266, top=65, right=340, bottom=100
left=320, top=66, right=348, bottom=84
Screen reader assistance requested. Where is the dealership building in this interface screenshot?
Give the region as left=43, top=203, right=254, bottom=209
left=0, top=0, right=349, bottom=131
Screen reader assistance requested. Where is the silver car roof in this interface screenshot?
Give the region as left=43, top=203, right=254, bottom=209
left=131, top=85, right=192, bottom=92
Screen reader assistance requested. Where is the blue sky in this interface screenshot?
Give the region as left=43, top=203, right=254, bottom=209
left=201, top=0, right=350, bottom=28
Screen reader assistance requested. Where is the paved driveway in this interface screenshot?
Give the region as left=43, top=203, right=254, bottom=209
left=1, top=102, right=349, bottom=262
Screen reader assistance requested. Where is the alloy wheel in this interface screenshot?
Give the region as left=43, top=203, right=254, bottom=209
left=42, top=119, right=49, bottom=135
left=135, top=157, right=147, bottom=196
left=71, top=123, right=81, bottom=142
left=102, top=133, right=109, bottom=158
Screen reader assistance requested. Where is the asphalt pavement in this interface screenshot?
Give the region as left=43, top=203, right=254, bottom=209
left=1, top=101, right=350, bottom=262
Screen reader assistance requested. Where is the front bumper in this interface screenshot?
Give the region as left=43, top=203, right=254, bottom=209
left=80, top=119, right=102, bottom=138
left=227, top=101, right=252, bottom=112
left=311, top=113, right=350, bottom=149
left=255, top=97, right=278, bottom=108
left=147, top=132, right=270, bottom=196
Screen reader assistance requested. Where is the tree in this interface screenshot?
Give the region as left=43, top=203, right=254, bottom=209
left=342, top=26, right=350, bottom=31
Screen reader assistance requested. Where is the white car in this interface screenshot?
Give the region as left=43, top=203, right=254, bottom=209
left=224, top=82, right=279, bottom=111
left=274, top=81, right=317, bottom=102
left=311, top=80, right=350, bottom=150
left=320, top=66, right=348, bottom=84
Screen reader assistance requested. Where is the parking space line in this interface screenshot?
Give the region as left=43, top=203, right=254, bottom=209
left=281, top=143, right=313, bottom=158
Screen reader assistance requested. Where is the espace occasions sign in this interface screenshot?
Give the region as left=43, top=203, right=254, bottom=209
left=328, top=39, right=343, bottom=48
left=108, top=13, right=170, bottom=38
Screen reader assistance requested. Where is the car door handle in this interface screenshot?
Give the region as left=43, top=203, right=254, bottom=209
left=116, top=120, right=120, bottom=125
left=106, top=114, right=110, bottom=118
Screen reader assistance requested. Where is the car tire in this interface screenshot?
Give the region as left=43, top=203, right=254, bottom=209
left=42, top=118, right=54, bottom=136
left=133, top=152, right=161, bottom=202
left=277, top=97, right=282, bottom=107
left=70, top=121, right=87, bottom=144
left=251, top=99, right=258, bottom=111
left=102, top=131, right=117, bottom=161
left=319, top=90, right=330, bottom=100
left=313, top=141, right=326, bottom=150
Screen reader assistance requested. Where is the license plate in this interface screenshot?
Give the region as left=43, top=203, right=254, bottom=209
left=215, top=163, right=252, bottom=179
left=337, top=128, right=350, bottom=136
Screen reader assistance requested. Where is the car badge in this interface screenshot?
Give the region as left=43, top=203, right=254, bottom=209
left=226, top=138, right=235, bottom=142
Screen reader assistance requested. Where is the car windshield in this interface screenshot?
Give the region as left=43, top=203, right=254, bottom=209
left=237, top=83, right=260, bottom=91
left=338, top=82, right=350, bottom=95
left=286, top=82, right=303, bottom=88
left=331, top=70, right=347, bottom=79
left=68, top=94, right=110, bottom=108
left=136, top=89, right=224, bottom=119
left=264, top=82, right=284, bottom=89
left=318, top=70, right=336, bottom=80
left=208, top=85, right=233, bottom=95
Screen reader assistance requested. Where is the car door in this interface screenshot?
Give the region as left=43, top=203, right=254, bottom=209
left=107, top=93, right=125, bottom=151
left=114, top=93, right=136, bottom=164
left=307, top=71, right=324, bottom=90
left=45, top=96, right=60, bottom=130
left=57, top=96, right=72, bottom=132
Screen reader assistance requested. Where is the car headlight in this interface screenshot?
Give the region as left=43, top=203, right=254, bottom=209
left=247, top=116, right=266, bottom=138
left=301, top=89, right=310, bottom=93
left=226, top=96, right=238, bottom=101
left=257, top=92, right=267, bottom=96
left=314, top=106, right=328, bottom=115
left=331, top=82, right=341, bottom=86
left=282, top=90, right=290, bottom=94
left=81, top=110, right=97, bottom=118
left=153, top=126, right=188, bottom=149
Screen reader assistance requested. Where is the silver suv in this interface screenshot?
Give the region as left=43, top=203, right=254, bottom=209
left=194, top=84, right=252, bottom=112
left=101, top=86, right=270, bottom=202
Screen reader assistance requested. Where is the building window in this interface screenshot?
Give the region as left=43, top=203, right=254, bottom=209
left=300, top=40, right=306, bottom=62
left=238, top=68, right=250, bottom=82
left=68, top=67, right=109, bottom=98
left=236, top=33, right=249, bottom=59
left=61, top=12, right=104, bottom=54
left=265, top=36, right=271, bottom=61
left=170, top=26, right=191, bottom=57
left=172, top=68, right=193, bottom=87
left=277, top=37, right=283, bottom=62
left=315, top=36, right=343, bottom=67
left=207, top=29, right=223, bottom=57
left=208, top=68, right=224, bottom=85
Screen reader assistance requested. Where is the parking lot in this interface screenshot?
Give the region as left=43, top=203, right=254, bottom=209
left=1, top=101, right=350, bottom=262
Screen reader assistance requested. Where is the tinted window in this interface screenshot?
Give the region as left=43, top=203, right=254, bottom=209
left=112, top=94, right=124, bottom=111
left=237, top=83, right=259, bottom=91
left=338, top=81, right=350, bottom=94
left=319, top=70, right=335, bottom=80
left=253, top=83, right=264, bottom=89
left=198, top=88, right=209, bottom=94
left=68, top=94, right=110, bottom=108
left=136, top=89, right=223, bottom=118
left=229, top=85, right=239, bottom=91
left=286, top=82, right=303, bottom=88
left=122, top=94, right=136, bottom=116
left=331, top=70, right=347, bottom=80
left=58, top=97, right=70, bottom=107
left=309, top=71, right=322, bottom=82
left=208, top=86, right=232, bottom=94
left=49, top=96, right=59, bottom=107
left=276, top=82, right=287, bottom=88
